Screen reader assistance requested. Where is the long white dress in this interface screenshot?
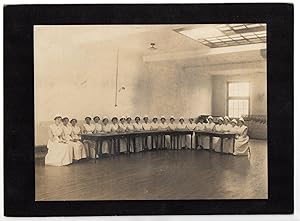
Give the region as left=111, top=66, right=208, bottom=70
left=234, top=125, right=250, bottom=156
left=71, top=125, right=88, bottom=158
left=213, top=124, right=225, bottom=152
left=186, top=122, right=196, bottom=149
left=202, top=122, right=215, bottom=149
left=102, top=124, right=112, bottom=154
left=195, top=123, right=206, bottom=148
left=111, top=123, right=119, bottom=154
left=222, top=123, right=235, bottom=154
left=159, top=122, right=170, bottom=148
left=150, top=122, right=160, bottom=149
left=176, top=123, right=187, bottom=149
left=125, top=123, right=135, bottom=152
left=133, top=122, right=143, bottom=152
left=142, top=122, right=152, bottom=149
left=94, top=123, right=102, bottom=133
left=82, top=123, right=96, bottom=158
left=62, top=124, right=87, bottom=160
left=168, top=122, right=177, bottom=149
left=118, top=123, right=128, bottom=153
left=45, top=124, right=73, bottom=166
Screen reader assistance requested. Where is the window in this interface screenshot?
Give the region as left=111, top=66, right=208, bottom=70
left=227, top=82, right=250, bottom=118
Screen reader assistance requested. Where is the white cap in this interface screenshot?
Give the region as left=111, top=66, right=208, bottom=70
left=143, top=115, right=149, bottom=119
left=120, top=116, right=126, bottom=120
left=179, top=116, right=184, bottom=120
left=54, top=114, right=62, bottom=120
left=135, top=115, right=141, bottom=119
left=153, top=116, right=158, bottom=119
left=224, top=116, right=230, bottom=121
left=239, top=117, right=245, bottom=123
left=161, top=116, right=166, bottom=119
left=126, top=116, right=131, bottom=119
left=208, top=116, right=213, bottom=120
left=231, top=119, right=237, bottom=124
left=170, top=116, right=175, bottom=119
left=218, top=117, right=224, bottom=121
left=102, top=116, right=108, bottom=121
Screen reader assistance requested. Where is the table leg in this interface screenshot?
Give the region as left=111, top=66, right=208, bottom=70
left=151, top=136, right=153, bottom=150
left=209, top=136, right=213, bottom=151
left=99, top=139, right=102, bottom=159
left=233, top=137, right=235, bottom=154
left=190, top=133, right=193, bottom=151
left=133, top=137, right=136, bottom=153
left=195, top=134, right=198, bottom=150
left=177, top=134, right=179, bottom=150
left=221, top=137, right=224, bottom=153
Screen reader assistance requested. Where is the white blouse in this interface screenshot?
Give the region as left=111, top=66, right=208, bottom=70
left=94, top=123, right=103, bottom=133
left=177, top=123, right=187, bottom=130
left=150, top=122, right=159, bottom=130
left=111, top=124, right=119, bottom=132
left=133, top=122, right=143, bottom=131
left=205, top=122, right=215, bottom=131
left=83, top=123, right=96, bottom=134
left=169, top=123, right=177, bottom=130
left=49, top=124, right=63, bottom=142
left=102, top=124, right=112, bottom=133
left=142, top=122, right=151, bottom=130
left=118, top=123, right=127, bottom=132
left=71, top=125, right=81, bottom=139
left=159, top=122, right=169, bottom=130
left=187, top=122, right=197, bottom=131
left=125, top=123, right=134, bottom=131
left=62, top=124, right=73, bottom=141
left=196, top=123, right=205, bottom=131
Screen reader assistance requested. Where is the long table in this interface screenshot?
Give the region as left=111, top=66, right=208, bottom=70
left=81, top=130, right=235, bottom=163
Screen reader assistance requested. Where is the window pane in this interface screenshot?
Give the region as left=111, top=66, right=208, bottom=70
left=228, top=99, right=249, bottom=118
left=228, top=82, right=250, bottom=97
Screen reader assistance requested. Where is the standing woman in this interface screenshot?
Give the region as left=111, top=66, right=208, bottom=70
left=62, top=117, right=86, bottom=160
left=142, top=115, right=151, bottom=150
left=82, top=116, right=97, bottom=158
left=233, top=117, right=250, bottom=156
left=176, top=117, right=187, bottom=149
left=159, top=116, right=170, bottom=148
left=133, top=116, right=143, bottom=152
left=125, top=116, right=134, bottom=152
left=93, top=116, right=102, bottom=133
left=70, top=118, right=87, bottom=159
left=213, top=117, right=225, bottom=152
left=118, top=116, right=128, bottom=153
left=186, top=117, right=197, bottom=149
left=150, top=116, right=160, bottom=149
left=222, top=116, right=234, bottom=154
left=110, top=116, right=119, bottom=155
left=195, top=117, right=206, bottom=149
left=45, top=115, right=73, bottom=166
left=168, top=116, right=177, bottom=149
left=102, top=116, right=112, bottom=155
left=202, top=116, right=215, bottom=150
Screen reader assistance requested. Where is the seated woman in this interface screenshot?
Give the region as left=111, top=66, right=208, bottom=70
left=70, top=119, right=87, bottom=158
left=62, top=117, right=86, bottom=160
left=186, top=117, right=196, bottom=149
left=142, top=115, right=151, bottom=150
left=176, top=117, right=187, bottom=149
left=233, top=117, right=250, bottom=156
left=45, top=115, right=73, bottom=166
left=125, top=116, right=134, bottom=152
left=159, top=116, right=170, bottom=148
left=118, top=116, right=128, bottom=153
left=110, top=116, right=119, bottom=155
left=168, top=116, right=177, bottom=149
left=93, top=116, right=102, bottom=133
left=101, top=116, right=112, bottom=155
left=202, top=116, right=215, bottom=150
left=82, top=116, right=96, bottom=158
left=213, top=117, right=225, bottom=152
left=222, top=116, right=235, bottom=154
left=133, top=116, right=143, bottom=152
left=195, top=116, right=206, bottom=149
left=150, top=116, right=160, bottom=149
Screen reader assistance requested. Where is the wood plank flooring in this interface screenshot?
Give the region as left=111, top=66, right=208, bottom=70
left=35, top=139, right=267, bottom=200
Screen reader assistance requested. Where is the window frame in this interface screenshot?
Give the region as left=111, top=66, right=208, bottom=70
left=226, top=81, right=250, bottom=118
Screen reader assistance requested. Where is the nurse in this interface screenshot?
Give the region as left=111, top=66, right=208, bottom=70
left=168, top=116, right=177, bottom=149
left=45, top=115, right=73, bottom=166
left=213, top=117, right=225, bottom=152
left=202, top=116, right=215, bottom=150
left=222, top=116, right=234, bottom=154
left=233, top=117, right=250, bottom=156
left=133, top=116, right=143, bottom=152
left=102, top=116, right=112, bottom=155
left=142, top=115, right=151, bottom=150
left=195, top=117, right=206, bottom=149
left=177, top=117, right=187, bottom=149
left=118, top=116, right=128, bottom=153
left=159, top=116, right=170, bottom=148
left=150, top=116, right=160, bottom=149
left=111, top=116, right=119, bottom=155
left=125, top=116, right=135, bottom=152
left=62, top=117, right=86, bottom=160
left=186, top=117, right=196, bottom=149
left=82, top=116, right=97, bottom=158
left=93, top=116, right=102, bottom=133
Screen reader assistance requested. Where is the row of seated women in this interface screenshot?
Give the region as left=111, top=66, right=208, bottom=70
left=45, top=115, right=250, bottom=166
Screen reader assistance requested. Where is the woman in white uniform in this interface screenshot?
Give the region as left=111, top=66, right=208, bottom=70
left=186, top=117, right=196, bottom=149
left=111, top=116, right=119, bottom=155
left=82, top=116, right=97, bottom=158
left=195, top=117, right=206, bottom=149
left=222, top=116, right=234, bottom=154
left=213, top=117, right=225, bottom=152
left=125, top=116, right=134, bottom=152
left=62, top=117, right=86, bottom=160
left=133, top=116, right=143, bottom=152
left=142, top=115, right=151, bottom=150
left=93, top=116, right=102, bottom=133
left=202, top=116, right=215, bottom=150
left=150, top=116, right=160, bottom=150
left=101, top=116, right=112, bottom=155
left=70, top=119, right=87, bottom=160
left=159, top=116, right=170, bottom=148
left=45, top=115, right=73, bottom=166
left=176, top=117, right=187, bottom=149
left=168, top=116, right=177, bottom=149
left=233, top=117, right=250, bottom=156
left=118, top=116, right=128, bottom=153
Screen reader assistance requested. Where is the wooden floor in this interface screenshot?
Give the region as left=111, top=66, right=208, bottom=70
left=35, top=139, right=267, bottom=201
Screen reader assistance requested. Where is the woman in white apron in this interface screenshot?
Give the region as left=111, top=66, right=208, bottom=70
left=202, top=116, right=215, bottom=150
left=133, top=116, right=143, bottom=152
left=118, top=116, right=128, bottom=153
left=111, top=116, right=119, bottom=155
left=142, top=115, right=151, bottom=150
left=222, top=116, right=234, bottom=154
left=45, top=115, right=73, bottom=166
left=101, top=116, right=112, bottom=155
left=186, top=117, right=196, bottom=149
left=195, top=117, right=206, bottom=149
left=62, top=117, right=86, bottom=160
left=70, top=118, right=87, bottom=159
left=93, top=116, right=102, bottom=133
left=150, top=116, right=160, bottom=150
left=159, top=116, right=170, bottom=149
left=176, top=117, right=187, bottom=149
left=233, top=117, right=250, bottom=156
left=213, top=117, right=225, bottom=152
left=168, top=116, right=177, bottom=149
left=82, top=116, right=97, bottom=158
left=125, top=116, right=134, bottom=152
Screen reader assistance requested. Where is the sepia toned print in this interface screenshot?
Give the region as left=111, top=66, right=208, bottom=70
left=34, top=24, right=267, bottom=200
